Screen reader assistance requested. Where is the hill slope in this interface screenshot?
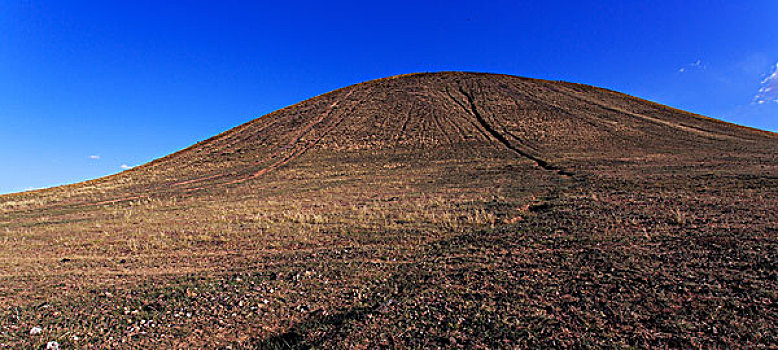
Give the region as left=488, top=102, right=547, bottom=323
left=1, top=72, right=776, bottom=348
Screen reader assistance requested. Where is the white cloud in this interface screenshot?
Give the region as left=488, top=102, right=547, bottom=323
left=678, top=59, right=706, bottom=73
left=89, top=155, right=100, bottom=159
left=753, top=62, right=778, bottom=105
left=120, top=164, right=132, bottom=170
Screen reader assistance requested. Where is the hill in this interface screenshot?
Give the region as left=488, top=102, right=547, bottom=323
left=1, top=72, right=776, bottom=348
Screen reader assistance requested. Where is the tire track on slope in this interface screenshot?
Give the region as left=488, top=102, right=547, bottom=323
left=443, top=87, right=498, bottom=145
left=88, top=91, right=361, bottom=202
left=226, top=89, right=365, bottom=185
left=430, top=109, right=455, bottom=144
left=170, top=91, right=357, bottom=189
left=507, top=89, right=627, bottom=141
left=547, top=85, right=745, bottom=142
left=439, top=103, right=471, bottom=142
left=456, top=85, right=574, bottom=176
left=184, top=90, right=357, bottom=189
left=397, top=105, right=414, bottom=141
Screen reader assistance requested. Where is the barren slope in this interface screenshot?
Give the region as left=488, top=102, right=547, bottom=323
left=5, top=72, right=773, bottom=208
left=1, top=72, right=776, bottom=348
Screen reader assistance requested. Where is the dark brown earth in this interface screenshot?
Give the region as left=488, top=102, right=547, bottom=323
left=1, top=72, right=776, bottom=348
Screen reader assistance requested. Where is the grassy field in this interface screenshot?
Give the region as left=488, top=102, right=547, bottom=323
left=1, top=73, right=776, bottom=348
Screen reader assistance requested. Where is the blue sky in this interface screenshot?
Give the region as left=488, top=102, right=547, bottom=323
left=1, top=1, right=776, bottom=194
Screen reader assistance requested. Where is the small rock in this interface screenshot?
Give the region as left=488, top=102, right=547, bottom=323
left=46, top=341, right=59, bottom=350
left=29, top=327, right=42, bottom=335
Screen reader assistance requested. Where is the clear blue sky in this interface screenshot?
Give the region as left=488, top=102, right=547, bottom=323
left=1, top=1, right=777, bottom=194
